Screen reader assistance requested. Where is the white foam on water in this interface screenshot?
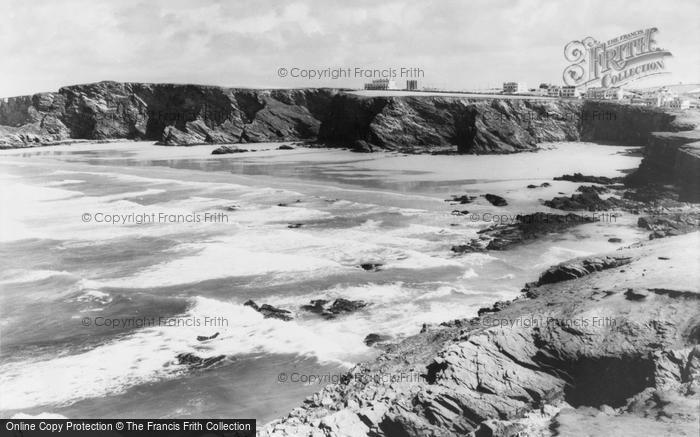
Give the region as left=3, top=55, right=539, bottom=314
left=0, top=296, right=364, bottom=411
left=45, top=179, right=85, bottom=186
left=97, top=241, right=344, bottom=288
left=0, top=269, right=73, bottom=284
left=11, top=413, right=68, bottom=419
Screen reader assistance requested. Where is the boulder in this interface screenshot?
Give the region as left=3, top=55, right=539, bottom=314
left=212, top=145, right=248, bottom=154
left=484, top=194, right=508, bottom=206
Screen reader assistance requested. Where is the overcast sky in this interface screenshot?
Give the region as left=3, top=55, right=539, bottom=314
left=1, top=0, right=698, bottom=97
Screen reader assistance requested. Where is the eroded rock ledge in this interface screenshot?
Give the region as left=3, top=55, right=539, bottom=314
left=261, top=234, right=700, bottom=436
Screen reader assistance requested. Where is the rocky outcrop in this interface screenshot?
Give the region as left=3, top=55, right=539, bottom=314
left=318, top=94, right=582, bottom=153
left=451, top=212, right=593, bottom=253
left=0, top=81, right=338, bottom=148
left=244, top=300, right=293, bottom=321
left=261, top=234, right=700, bottom=436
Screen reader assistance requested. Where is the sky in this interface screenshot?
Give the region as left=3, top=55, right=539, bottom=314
left=0, top=0, right=698, bottom=97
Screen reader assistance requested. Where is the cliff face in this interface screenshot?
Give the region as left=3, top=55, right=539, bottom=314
left=0, top=81, right=339, bottom=147
left=1, top=82, right=699, bottom=197
left=0, top=82, right=582, bottom=153
left=318, top=94, right=582, bottom=153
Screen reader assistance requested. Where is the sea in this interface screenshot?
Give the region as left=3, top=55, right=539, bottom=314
left=0, top=141, right=645, bottom=421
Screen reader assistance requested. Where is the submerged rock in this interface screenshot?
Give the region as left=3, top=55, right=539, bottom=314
left=196, top=332, right=220, bottom=342
left=447, top=194, right=477, bottom=204
left=176, top=353, right=226, bottom=369
left=360, top=263, right=383, bottom=271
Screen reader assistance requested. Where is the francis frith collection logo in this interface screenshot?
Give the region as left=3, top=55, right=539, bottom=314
left=563, top=27, right=672, bottom=89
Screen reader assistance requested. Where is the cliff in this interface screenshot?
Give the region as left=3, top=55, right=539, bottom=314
left=317, top=94, right=582, bottom=153
left=1, top=82, right=699, bottom=197
left=0, top=82, right=583, bottom=153
left=0, top=81, right=339, bottom=147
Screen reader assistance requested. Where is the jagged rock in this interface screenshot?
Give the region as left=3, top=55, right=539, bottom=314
left=363, top=333, right=392, bottom=347
left=327, top=299, right=368, bottom=315
left=537, top=255, right=632, bottom=285
left=544, top=185, right=625, bottom=211
left=484, top=194, right=507, bottom=206
left=243, top=300, right=293, bottom=321
left=176, top=352, right=225, bottom=369
left=554, top=173, right=622, bottom=185
left=300, top=299, right=329, bottom=314
left=212, top=145, right=248, bottom=154
left=452, top=212, right=593, bottom=253
left=637, top=212, right=700, bottom=239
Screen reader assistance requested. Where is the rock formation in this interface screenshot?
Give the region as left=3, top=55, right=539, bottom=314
left=261, top=234, right=700, bottom=436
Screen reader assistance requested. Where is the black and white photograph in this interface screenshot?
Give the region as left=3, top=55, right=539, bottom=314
left=0, top=1, right=699, bottom=436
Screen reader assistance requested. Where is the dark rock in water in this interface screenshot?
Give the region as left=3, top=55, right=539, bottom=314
left=244, top=300, right=293, bottom=321
left=277, top=203, right=288, bottom=207
left=608, top=238, right=623, bottom=243
left=360, top=263, right=383, bottom=271
left=453, top=212, right=594, bottom=254
left=243, top=299, right=259, bottom=310
left=544, top=185, right=625, bottom=211
left=212, top=145, right=248, bottom=154
left=537, top=256, right=632, bottom=286
left=364, top=333, right=392, bottom=347
left=196, top=332, right=220, bottom=342
left=301, top=299, right=329, bottom=314
left=638, top=213, right=700, bottom=239
left=554, top=173, right=622, bottom=185
left=540, top=182, right=551, bottom=187
left=526, top=184, right=538, bottom=189
left=176, top=352, right=226, bottom=369
left=301, top=298, right=368, bottom=319
left=224, top=204, right=239, bottom=211
left=451, top=210, right=469, bottom=216
left=277, top=144, right=295, bottom=150
left=287, top=223, right=303, bottom=229
left=447, top=194, right=477, bottom=204
left=328, top=298, right=367, bottom=314
left=484, top=194, right=507, bottom=206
